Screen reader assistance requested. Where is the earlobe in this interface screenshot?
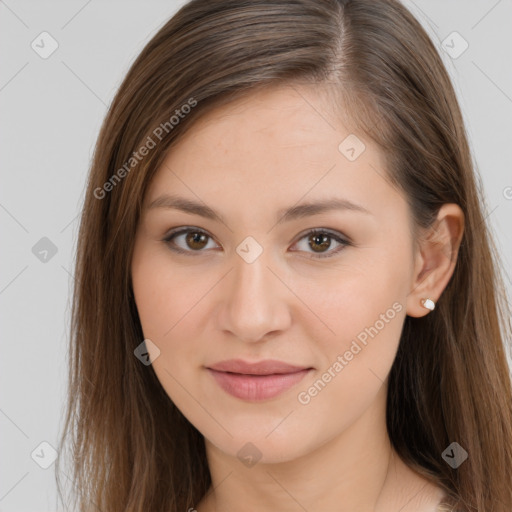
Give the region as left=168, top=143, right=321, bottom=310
left=420, top=298, right=436, bottom=311
left=406, top=203, right=464, bottom=318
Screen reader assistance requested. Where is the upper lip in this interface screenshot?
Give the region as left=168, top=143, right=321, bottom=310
left=207, top=359, right=311, bottom=375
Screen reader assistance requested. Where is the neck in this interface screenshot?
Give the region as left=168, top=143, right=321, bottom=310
left=196, top=385, right=431, bottom=512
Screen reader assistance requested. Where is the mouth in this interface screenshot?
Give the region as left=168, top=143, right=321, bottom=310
left=205, top=359, right=313, bottom=401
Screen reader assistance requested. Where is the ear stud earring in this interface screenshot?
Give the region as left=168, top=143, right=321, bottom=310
left=421, top=298, right=436, bottom=311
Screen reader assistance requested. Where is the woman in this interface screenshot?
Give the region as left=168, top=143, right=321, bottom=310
left=56, top=0, right=512, bottom=511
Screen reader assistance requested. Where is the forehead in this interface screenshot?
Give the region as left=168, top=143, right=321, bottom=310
left=145, top=84, right=404, bottom=225
left=180, top=84, right=345, bottom=155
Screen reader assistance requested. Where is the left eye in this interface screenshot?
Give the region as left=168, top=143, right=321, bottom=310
left=163, top=227, right=350, bottom=259
left=291, top=229, right=350, bottom=259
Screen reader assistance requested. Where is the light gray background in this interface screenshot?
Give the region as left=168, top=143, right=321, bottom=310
left=1, top=1, right=511, bottom=510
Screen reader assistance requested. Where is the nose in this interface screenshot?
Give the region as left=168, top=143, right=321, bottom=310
left=216, top=248, right=292, bottom=343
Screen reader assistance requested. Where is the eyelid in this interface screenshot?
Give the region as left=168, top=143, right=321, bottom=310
left=162, top=226, right=219, bottom=255
left=162, top=226, right=351, bottom=258
left=290, top=228, right=351, bottom=259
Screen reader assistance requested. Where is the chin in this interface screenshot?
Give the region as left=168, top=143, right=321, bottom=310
left=203, top=424, right=317, bottom=466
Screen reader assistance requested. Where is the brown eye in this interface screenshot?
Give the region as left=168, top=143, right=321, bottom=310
left=185, top=231, right=209, bottom=250
left=163, top=227, right=350, bottom=259
left=292, top=229, right=350, bottom=259
left=308, top=232, right=332, bottom=253
left=163, top=228, right=218, bottom=254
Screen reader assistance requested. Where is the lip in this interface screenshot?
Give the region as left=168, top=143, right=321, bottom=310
left=206, top=359, right=313, bottom=401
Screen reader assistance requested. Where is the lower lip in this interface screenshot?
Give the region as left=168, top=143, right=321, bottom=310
left=207, top=368, right=311, bottom=401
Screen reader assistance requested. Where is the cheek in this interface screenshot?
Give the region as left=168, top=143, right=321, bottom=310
left=288, top=277, right=405, bottom=446
left=287, top=249, right=408, bottom=417
left=299, top=286, right=404, bottom=405
left=131, top=249, right=212, bottom=404
left=291, top=249, right=407, bottom=353
left=131, top=246, right=211, bottom=343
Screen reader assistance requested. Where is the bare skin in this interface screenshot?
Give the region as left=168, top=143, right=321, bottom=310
left=131, top=83, right=463, bottom=512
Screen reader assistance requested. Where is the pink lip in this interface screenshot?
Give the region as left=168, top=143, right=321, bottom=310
left=206, top=359, right=312, bottom=401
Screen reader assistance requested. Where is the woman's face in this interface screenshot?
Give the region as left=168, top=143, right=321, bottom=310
left=131, top=84, right=418, bottom=463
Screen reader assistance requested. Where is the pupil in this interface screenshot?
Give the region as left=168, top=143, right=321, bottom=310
left=187, top=232, right=207, bottom=249
left=310, top=233, right=330, bottom=252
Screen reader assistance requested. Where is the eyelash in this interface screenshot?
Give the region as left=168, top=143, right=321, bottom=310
left=162, top=227, right=351, bottom=259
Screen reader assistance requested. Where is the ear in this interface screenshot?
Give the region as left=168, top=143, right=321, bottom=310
left=406, top=203, right=465, bottom=318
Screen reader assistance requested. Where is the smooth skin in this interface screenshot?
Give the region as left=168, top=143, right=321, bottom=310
left=131, top=83, right=464, bottom=512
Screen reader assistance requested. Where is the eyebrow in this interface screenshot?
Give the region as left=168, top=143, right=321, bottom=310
left=146, top=193, right=371, bottom=224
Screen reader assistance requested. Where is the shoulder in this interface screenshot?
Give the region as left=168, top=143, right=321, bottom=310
left=418, top=484, right=449, bottom=512
left=399, top=479, right=449, bottom=512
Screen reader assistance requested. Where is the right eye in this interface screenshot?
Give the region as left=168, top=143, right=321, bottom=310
left=162, top=227, right=220, bottom=255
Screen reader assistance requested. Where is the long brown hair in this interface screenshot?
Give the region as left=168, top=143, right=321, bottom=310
left=55, top=0, right=512, bottom=510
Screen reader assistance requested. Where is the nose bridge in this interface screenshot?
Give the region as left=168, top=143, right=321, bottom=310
left=219, top=240, right=291, bottom=342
